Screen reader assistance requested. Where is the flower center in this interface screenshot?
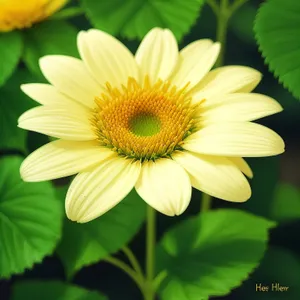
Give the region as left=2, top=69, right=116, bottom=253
left=0, top=0, right=62, bottom=32
left=129, top=113, right=161, bottom=137
left=92, top=77, right=199, bottom=161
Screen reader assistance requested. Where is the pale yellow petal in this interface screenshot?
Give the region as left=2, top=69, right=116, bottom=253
left=180, top=39, right=213, bottom=57
left=21, top=140, right=114, bottom=182
left=173, top=151, right=251, bottom=202
left=135, top=28, right=178, bottom=84
left=66, top=157, right=141, bottom=223
left=135, top=159, right=191, bottom=216
left=191, top=66, right=262, bottom=104
left=18, top=105, right=96, bottom=141
left=200, top=93, right=283, bottom=123
left=171, top=41, right=220, bottom=90
left=228, top=157, right=253, bottom=178
left=183, top=122, right=285, bottom=157
left=21, top=83, right=75, bottom=106
left=39, top=55, right=101, bottom=108
left=78, top=29, right=139, bottom=88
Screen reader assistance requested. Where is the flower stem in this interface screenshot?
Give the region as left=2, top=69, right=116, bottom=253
left=201, top=192, right=212, bottom=212
left=122, top=246, right=144, bottom=278
left=104, top=257, right=145, bottom=293
left=153, top=270, right=168, bottom=290
left=201, top=0, right=230, bottom=212
left=50, top=7, right=85, bottom=20
left=201, top=0, right=249, bottom=213
left=145, top=205, right=156, bottom=300
left=230, top=0, right=249, bottom=15
left=208, top=0, right=249, bottom=67
left=215, top=0, right=230, bottom=67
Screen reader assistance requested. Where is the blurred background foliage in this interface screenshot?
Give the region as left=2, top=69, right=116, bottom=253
left=1, top=0, right=300, bottom=299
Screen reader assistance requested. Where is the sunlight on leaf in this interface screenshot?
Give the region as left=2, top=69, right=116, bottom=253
left=0, top=157, right=63, bottom=279
left=156, top=209, right=275, bottom=300
left=81, top=0, right=205, bottom=41
left=255, top=0, right=300, bottom=99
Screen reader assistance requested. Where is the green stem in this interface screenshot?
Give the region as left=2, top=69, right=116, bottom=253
left=206, top=0, right=219, bottom=15
left=215, top=0, right=230, bottom=67
left=50, top=7, right=85, bottom=20
left=145, top=206, right=156, bottom=300
left=202, top=0, right=248, bottom=212
left=104, top=257, right=145, bottom=295
left=122, top=246, right=144, bottom=278
left=153, top=270, right=168, bottom=290
left=230, top=0, right=249, bottom=15
left=207, top=0, right=249, bottom=67
left=201, top=192, right=212, bottom=212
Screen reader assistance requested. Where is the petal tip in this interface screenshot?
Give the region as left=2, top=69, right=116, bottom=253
left=66, top=208, right=95, bottom=224
left=248, top=171, right=254, bottom=179
left=20, top=84, right=27, bottom=93
left=232, top=187, right=251, bottom=203
left=39, top=55, right=54, bottom=72
left=19, top=162, right=34, bottom=182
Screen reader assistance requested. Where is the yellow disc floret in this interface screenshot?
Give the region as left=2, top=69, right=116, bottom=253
left=92, top=77, right=201, bottom=161
left=0, top=0, right=66, bottom=32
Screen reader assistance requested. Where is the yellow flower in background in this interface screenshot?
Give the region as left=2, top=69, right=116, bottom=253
left=0, top=0, right=67, bottom=32
left=18, top=28, right=285, bottom=223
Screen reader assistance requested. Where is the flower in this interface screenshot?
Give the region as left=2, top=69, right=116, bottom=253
left=0, top=0, right=67, bottom=32
left=19, top=28, right=285, bottom=223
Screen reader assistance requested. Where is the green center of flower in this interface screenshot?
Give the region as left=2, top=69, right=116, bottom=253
left=129, top=113, right=161, bottom=137
left=92, top=77, right=199, bottom=161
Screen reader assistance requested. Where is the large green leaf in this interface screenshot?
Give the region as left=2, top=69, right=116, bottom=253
left=0, top=157, right=63, bottom=279
left=0, top=31, right=23, bottom=87
left=23, top=20, right=78, bottom=76
left=81, top=0, right=205, bottom=41
left=0, top=69, right=37, bottom=153
left=56, top=187, right=146, bottom=278
left=254, top=0, right=300, bottom=99
left=270, top=183, right=300, bottom=223
left=156, top=209, right=275, bottom=300
left=12, top=280, right=107, bottom=300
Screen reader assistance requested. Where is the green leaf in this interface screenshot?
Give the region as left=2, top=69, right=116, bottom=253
left=271, top=183, right=300, bottom=223
left=56, top=187, right=146, bottom=278
left=81, top=0, right=205, bottom=41
left=254, top=0, right=300, bottom=99
left=235, top=246, right=300, bottom=300
left=0, top=69, right=37, bottom=153
left=156, top=209, right=275, bottom=300
left=23, top=20, right=79, bottom=76
left=0, top=157, right=63, bottom=279
left=12, top=280, right=107, bottom=300
left=0, top=31, right=23, bottom=87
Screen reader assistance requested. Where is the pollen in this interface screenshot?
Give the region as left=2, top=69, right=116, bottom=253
left=92, top=77, right=201, bottom=161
